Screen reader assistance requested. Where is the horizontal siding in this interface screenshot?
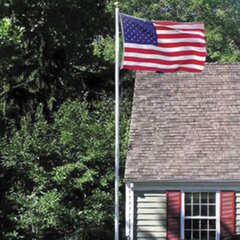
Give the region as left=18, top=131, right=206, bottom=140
left=236, top=193, right=240, bottom=235
left=136, top=208, right=166, bottom=214
left=134, top=192, right=166, bottom=240
left=136, top=214, right=166, bottom=221
left=136, top=226, right=166, bottom=232
left=137, top=238, right=163, bottom=240
left=137, top=220, right=166, bottom=226
left=137, top=202, right=166, bottom=208
left=136, top=231, right=166, bottom=238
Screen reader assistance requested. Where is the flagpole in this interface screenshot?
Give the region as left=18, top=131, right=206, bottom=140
left=114, top=2, right=120, bottom=240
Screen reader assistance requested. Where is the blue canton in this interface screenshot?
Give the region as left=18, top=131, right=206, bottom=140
left=121, top=14, right=157, bottom=46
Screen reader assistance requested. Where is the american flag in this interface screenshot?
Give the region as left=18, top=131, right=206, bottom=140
left=120, top=14, right=206, bottom=73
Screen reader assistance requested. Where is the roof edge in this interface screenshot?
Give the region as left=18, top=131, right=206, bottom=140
left=124, top=178, right=240, bottom=184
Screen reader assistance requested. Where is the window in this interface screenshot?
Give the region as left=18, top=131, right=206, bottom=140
left=183, top=192, right=217, bottom=240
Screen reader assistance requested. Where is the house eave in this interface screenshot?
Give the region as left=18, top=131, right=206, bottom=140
left=124, top=178, right=240, bottom=184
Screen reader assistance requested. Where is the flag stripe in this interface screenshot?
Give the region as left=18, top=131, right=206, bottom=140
left=158, top=42, right=205, bottom=47
left=155, top=26, right=205, bottom=33
left=156, top=28, right=204, bottom=39
left=157, top=38, right=205, bottom=44
left=123, top=61, right=204, bottom=70
left=157, top=33, right=205, bottom=39
left=124, top=56, right=205, bottom=66
left=154, top=21, right=204, bottom=25
left=122, top=65, right=203, bottom=73
left=124, top=53, right=206, bottom=61
left=154, top=22, right=204, bottom=29
left=124, top=47, right=206, bottom=57
left=124, top=43, right=206, bottom=53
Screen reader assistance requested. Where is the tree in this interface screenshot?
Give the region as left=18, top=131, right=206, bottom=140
left=0, top=0, right=113, bottom=130
left=0, top=97, right=130, bottom=239
left=1, top=1, right=240, bottom=239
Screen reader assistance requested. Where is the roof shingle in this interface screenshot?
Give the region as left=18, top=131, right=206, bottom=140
left=125, top=64, right=240, bottom=182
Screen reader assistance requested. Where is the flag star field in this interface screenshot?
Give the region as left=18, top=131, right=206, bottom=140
left=122, top=16, right=157, bottom=45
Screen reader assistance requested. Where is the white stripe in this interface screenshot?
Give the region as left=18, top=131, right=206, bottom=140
left=124, top=43, right=206, bottom=53
left=153, top=22, right=204, bottom=29
left=124, top=52, right=206, bottom=61
left=123, top=61, right=204, bottom=70
left=157, top=38, right=205, bottom=44
left=156, top=30, right=205, bottom=37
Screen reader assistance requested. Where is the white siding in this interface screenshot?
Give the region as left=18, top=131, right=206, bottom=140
left=126, top=183, right=134, bottom=239
left=134, top=192, right=166, bottom=240
left=236, top=192, right=240, bottom=235
left=126, top=184, right=131, bottom=238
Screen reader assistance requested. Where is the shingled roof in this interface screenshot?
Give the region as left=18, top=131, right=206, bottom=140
left=125, top=64, right=240, bottom=182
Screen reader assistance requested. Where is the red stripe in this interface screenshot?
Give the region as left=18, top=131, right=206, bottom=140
left=157, top=33, right=205, bottom=39
left=157, top=42, right=206, bottom=47
left=155, top=26, right=205, bottom=32
left=124, top=56, right=205, bottom=66
left=125, top=47, right=206, bottom=57
left=154, top=21, right=204, bottom=25
left=122, top=65, right=202, bottom=73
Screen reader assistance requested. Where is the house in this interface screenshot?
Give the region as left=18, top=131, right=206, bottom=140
left=125, top=64, right=240, bottom=240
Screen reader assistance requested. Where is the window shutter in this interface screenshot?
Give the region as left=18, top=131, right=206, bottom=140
left=167, top=191, right=181, bottom=240
left=220, top=191, right=235, bottom=240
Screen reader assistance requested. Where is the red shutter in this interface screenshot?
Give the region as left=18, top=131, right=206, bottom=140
left=220, top=191, right=235, bottom=240
left=167, top=191, right=181, bottom=240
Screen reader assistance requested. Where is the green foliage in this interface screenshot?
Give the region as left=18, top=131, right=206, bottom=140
left=0, top=18, right=22, bottom=45
left=0, top=0, right=113, bottom=129
left=0, top=1, right=240, bottom=239
left=0, top=97, right=130, bottom=239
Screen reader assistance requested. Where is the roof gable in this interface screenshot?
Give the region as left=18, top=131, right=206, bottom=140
left=125, top=64, right=240, bottom=182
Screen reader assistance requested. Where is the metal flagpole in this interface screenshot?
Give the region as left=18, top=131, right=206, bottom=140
left=114, top=2, right=120, bottom=240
